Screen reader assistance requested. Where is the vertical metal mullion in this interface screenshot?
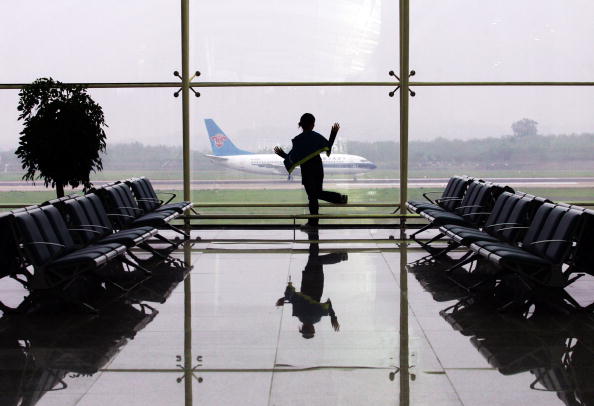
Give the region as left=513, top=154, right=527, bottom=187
left=398, top=2, right=411, bottom=402
left=181, top=2, right=192, bottom=406
left=399, top=228, right=410, bottom=406
left=399, top=0, right=410, bottom=214
left=181, top=0, right=191, bottom=203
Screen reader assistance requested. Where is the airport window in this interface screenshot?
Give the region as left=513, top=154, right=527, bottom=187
left=409, top=86, right=594, bottom=203
left=0, top=0, right=179, bottom=83
left=190, top=0, right=398, bottom=82
left=190, top=86, right=399, bottom=218
left=2, top=2, right=594, bottom=405
left=0, top=0, right=593, bottom=211
left=411, top=0, right=594, bottom=82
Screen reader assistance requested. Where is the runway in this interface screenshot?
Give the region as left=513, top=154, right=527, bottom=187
left=1, top=177, right=593, bottom=192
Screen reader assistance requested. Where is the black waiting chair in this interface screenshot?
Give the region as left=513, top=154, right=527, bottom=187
left=411, top=180, right=512, bottom=247
left=9, top=205, right=134, bottom=311
left=436, top=192, right=544, bottom=263
left=93, top=183, right=189, bottom=240
left=466, top=203, right=587, bottom=288
left=0, top=212, right=31, bottom=290
left=125, top=177, right=193, bottom=214
left=407, top=175, right=472, bottom=214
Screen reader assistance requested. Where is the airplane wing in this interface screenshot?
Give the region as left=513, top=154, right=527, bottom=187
left=204, top=154, right=229, bottom=162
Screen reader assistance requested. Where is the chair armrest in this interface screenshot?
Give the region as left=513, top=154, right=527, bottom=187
left=156, top=192, right=176, bottom=205
left=107, top=213, right=135, bottom=219
left=497, top=226, right=529, bottom=232
left=421, top=191, right=442, bottom=204
left=136, top=197, right=161, bottom=202
left=20, top=242, right=65, bottom=248
left=118, top=206, right=143, bottom=213
left=77, top=224, right=112, bottom=231
left=68, top=228, right=102, bottom=235
left=527, top=239, right=570, bottom=246
left=461, top=211, right=491, bottom=218
left=484, top=222, right=520, bottom=229
left=454, top=204, right=484, bottom=214
left=435, top=197, right=463, bottom=203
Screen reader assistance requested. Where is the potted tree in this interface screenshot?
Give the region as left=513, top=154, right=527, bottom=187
left=16, top=77, right=107, bottom=198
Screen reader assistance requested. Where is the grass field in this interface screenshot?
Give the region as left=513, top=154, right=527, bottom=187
left=2, top=186, right=592, bottom=208
left=3, top=168, right=594, bottom=182
left=1, top=169, right=592, bottom=219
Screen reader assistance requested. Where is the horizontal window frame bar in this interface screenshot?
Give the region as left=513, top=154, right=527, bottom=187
left=187, top=214, right=413, bottom=219
left=3, top=201, right=593, bottom=210
left=196, top=203, right=397, bottom=208
left=2, top=81, right=594, bottom=90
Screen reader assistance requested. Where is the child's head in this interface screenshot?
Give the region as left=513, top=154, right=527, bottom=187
left=300, top=323, right=315, bottom=339
left=298, top=113, right=315, bottom=131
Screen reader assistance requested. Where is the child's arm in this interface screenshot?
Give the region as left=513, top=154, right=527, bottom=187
left=327, top=299, right=340, bottom=331
left=327, top=123, right=340, bottom=156
left=274, top=146, right=288, bottom=159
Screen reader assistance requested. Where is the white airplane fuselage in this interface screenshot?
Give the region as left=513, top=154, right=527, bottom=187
left=206, top=153, right=377, bottom=176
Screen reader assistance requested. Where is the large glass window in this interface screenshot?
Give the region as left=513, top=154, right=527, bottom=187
left=191, top=0, right=398, bottom=82
left=89, top=88, right=183, bottom=185
left=411, top=1, right=594, bottom=82
left=1, top=0, right=593, bottom=209
left=0, top=88, right=182, bottom=204
left=0, top=0, right=179, bottom=83
left=408, top=87, right=594, bottom=203
left=191, top=86, right=399, bottom=220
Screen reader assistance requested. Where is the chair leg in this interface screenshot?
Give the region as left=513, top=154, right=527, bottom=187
left=419, top=232, right=446, bottom=249
left=138, top=242, right=170, bottom=260
left=155, top=233, right=180, bottom=247
left=444, top=251, right=478, bottom=274
left=121, top=256, right=152, bottom=276
left=410, top=222, right=434, bottom=240
left=167, top=224, right=190, bottom=240
left=58, top=275, right=100, bottom=314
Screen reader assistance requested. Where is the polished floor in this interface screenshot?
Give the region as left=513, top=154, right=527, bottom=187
left=1, top=228, right=593, bottom=405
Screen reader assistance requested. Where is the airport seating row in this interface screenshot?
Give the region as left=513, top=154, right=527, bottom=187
left=407, top=176, right=594, bottom=303
left=0, top=177, right=193, bottom=312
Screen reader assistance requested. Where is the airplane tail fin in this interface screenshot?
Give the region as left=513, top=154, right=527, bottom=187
left=204, top=119, right=252, bottom=156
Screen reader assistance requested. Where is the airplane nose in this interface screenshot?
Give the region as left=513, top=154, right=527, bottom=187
left=370, top=162, right=377, bottom=170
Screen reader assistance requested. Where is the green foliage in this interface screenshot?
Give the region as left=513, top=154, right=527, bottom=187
left=511, top=118, right=538, bottom=137
left=15, top=77, right=107, bottom=197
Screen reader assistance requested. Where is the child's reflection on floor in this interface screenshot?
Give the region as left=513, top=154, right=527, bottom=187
left=276, top=231, right=348, bottom=339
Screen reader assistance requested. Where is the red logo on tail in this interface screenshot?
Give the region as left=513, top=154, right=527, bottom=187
left=210, top=133, right=228, bottom=148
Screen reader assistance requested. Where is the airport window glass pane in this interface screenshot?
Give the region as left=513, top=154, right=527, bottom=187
left=190, top=0, right=399, bottom=82
left=410, top=1, right=594, bottom=81
left=191, top=87, right=399, bottom=220
left=89, top=88, right=182, bottom=189
left=408, top=86, right=594, bottom=203
left=0, top=1, right=179, bottom=83
left=0, top=88, right=182, bottom=203
left=0, top=90, right=26, bottom=205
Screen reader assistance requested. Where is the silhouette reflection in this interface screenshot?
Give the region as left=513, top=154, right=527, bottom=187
left=0, top=259, right=188, bottom=406
left=440, top=283, right=594, bottom=405
left=276, top=231, right=348, bottom=339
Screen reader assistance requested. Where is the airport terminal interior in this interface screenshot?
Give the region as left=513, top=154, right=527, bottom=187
left=1, top=1, right=594, bottom=405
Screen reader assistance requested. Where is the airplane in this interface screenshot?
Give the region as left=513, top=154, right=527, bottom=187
left=203, top=119, right=377, bottom=178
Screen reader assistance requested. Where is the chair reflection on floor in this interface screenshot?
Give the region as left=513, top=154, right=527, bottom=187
left=406, top=252, right=496, bottom=303
left=0, top=265, right=190, bottom=406
left=440, top=282, right=594, bottom=406
left=125, top=255, right=190, bottom=304
left=276, top=231, right=348, bottom=339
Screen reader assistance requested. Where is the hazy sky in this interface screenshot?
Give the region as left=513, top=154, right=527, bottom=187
left=1, top=0, right=594, bottom=151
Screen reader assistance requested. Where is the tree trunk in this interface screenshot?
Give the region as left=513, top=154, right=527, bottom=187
left=56, top=183, right=65, bottom=198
